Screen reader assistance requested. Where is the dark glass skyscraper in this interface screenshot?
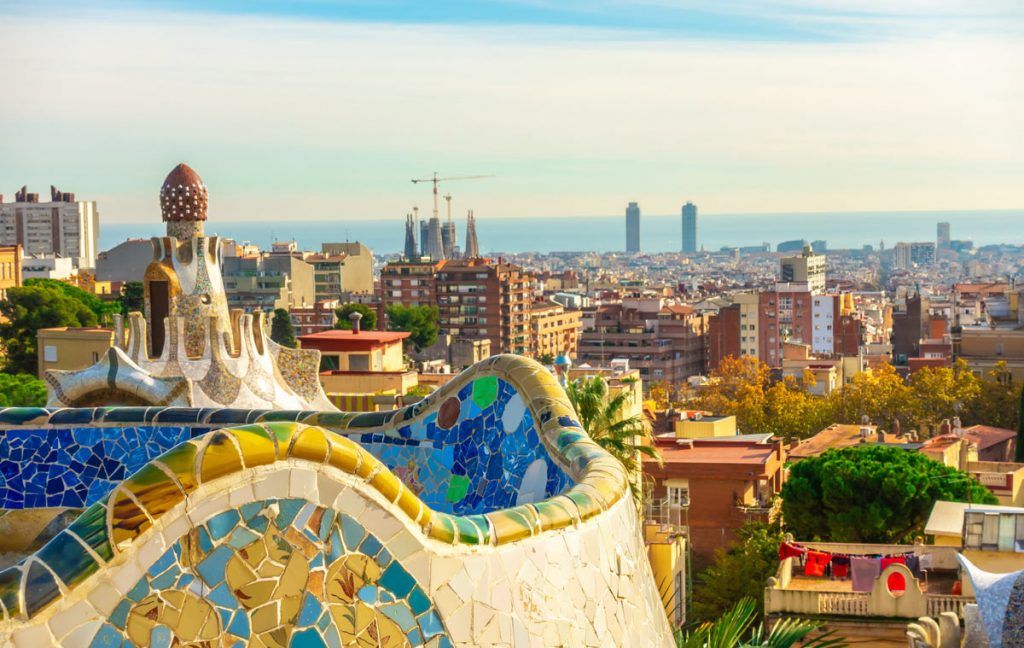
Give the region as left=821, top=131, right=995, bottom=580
left=681, top=202, right=697, bottom=254
left=625, top=202, right=640, bottom=253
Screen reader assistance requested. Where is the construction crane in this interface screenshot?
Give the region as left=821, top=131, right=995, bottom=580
left=411, top=172, right=493, bottom=221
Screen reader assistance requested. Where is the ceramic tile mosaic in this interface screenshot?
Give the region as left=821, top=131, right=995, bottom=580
left=88, top=498, right=452, bottom=648
left=0, top=354, right=671, bottom=646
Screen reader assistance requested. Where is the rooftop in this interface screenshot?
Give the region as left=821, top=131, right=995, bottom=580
left=649, top=438, right=780, bottom=467
left=788, top=424, right=911, bottom=460
left=299, top=330, right=409, bottom=344
left=925, top=500, right=1024, bottom=537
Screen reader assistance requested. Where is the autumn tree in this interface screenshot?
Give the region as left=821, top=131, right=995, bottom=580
left=782, top=445, right=997, bottom=543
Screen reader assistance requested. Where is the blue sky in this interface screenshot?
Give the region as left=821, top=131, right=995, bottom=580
left=1, top=1, right=1022, bottom=224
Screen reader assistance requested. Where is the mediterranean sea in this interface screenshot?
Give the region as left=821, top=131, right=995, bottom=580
left=100, top=210, right=1023, bottom=255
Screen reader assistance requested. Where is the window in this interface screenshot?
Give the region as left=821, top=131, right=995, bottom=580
left=44, top=345, right=57, bottom=362
left=667, top=486, right=689, bottom=508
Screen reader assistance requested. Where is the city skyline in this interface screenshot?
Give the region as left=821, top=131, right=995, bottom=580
left=2, top=1, right=1022, bottom=224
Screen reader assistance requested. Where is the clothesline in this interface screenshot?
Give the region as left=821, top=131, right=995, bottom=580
left=779, top=541, right=931, bottom=591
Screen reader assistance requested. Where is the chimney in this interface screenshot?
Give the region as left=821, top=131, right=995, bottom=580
left=349, top=311, right=362, bottom=333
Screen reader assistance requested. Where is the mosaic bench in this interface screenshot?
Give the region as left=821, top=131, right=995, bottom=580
left=0, top=355, right=672, bottom=647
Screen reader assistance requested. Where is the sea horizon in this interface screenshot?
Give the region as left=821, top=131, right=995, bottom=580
left=99, top=208, right=1023, bottom=256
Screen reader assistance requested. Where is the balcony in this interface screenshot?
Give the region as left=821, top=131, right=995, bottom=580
left=643, top=497, right=688, bottom=532
left=765, top=542, right=972, bottom=621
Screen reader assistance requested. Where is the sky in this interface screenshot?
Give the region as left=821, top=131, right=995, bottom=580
left=0, top=0, right=1022, bottom=224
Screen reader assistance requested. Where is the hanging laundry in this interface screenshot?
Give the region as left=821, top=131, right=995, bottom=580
left=851, top=556, right=881, bottom=592
left=804, top=550, right=831, bottom=577
left=881, top=555, right=907, bottom=571
left=904, top=554, right=921, bottom=578
left=831, top=555, right=850, bottom=579
left=919, top=553, right=934, bottom=571
left=779, top=542, right=807, bottom=561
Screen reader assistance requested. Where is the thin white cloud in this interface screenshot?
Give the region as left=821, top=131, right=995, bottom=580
left=0, top=8, right=1021, bottom=222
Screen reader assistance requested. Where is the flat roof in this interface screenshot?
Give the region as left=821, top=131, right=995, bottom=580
left=649, top=440, right=778, bottom=467
left=789, top=424, right=910, bottom=459
left=925, top=500, right=1024, bottom=537
left=299, top=329, right=409, bottom=351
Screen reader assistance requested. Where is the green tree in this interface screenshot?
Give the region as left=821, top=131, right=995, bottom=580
left=781, top=445, right=997, bottom=543
left=565, top=375, right=658, bottom=499
left=679, top=596, right=844, bottom=648
left=692, top=522, right=784, bottom=624
left=0, top=284, right=98, bottom=375
left=0, top=373, right=48, bottom=407
left=334, top=303, right=377, bottom=331
left=538, top=352, right=555, bottom=366
left=385, top=304, right=439, bottom=351
left=24, top=278, right=120, bottom=324
left=269, top=308, right=298, bottom=349
left=119, top=281, right=145, bottom=314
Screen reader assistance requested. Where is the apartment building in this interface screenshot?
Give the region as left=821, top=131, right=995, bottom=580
left=0, top=186, right=99, bottom=269
left=0, top=245, right=22, bottom=299
left=379, top=260, right=444, bottom=309
left=221, top=253, right=315, bottom=312
left=529, top=301, right=582, bottom=360
left=435, top=258, right=531, bottom=355
left=578, top=297, right=705, bottom=384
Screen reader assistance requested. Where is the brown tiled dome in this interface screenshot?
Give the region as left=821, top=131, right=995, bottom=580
left=160, top=163, right=208, bottom=222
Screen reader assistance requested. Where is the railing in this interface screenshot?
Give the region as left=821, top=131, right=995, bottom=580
left=926, top=595, right=973, bottom=618
left=972, top=471, right=1012, bottom=489
left=817, top=592, right=869, bottom=616
left=644, top=498, right=687, bottom=530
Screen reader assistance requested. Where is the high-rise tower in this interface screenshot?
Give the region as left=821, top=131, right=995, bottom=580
left=937, top=222, right=951, bottom=249
left=625, top=202, right=640, bottom=253
left=441, top=193, right=457, bottom=258
left=424, top=217, right=445, bottom=260
left=681, top=202, right=697, bottom=254
left=464, top=210, right=480, bottom=259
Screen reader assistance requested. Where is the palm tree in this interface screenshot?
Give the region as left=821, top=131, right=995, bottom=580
left=565, top=375, right=659, bottom=498
left=677, top=597, right=845, bottom=648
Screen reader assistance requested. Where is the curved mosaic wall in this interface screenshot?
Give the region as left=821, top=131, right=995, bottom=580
left=0, top=355, right=672, bottom=646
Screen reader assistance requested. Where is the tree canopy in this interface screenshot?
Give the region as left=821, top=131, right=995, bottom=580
left=0, top=283, right=99, bottom=375
left=334, top=303, right=377, bottom=331
left=385, top=304, right=439, bottom=351
left=566, top=375, right=658, bottom=500
left=695, top=356, right=1019, bottom=440
left=781, top=445, right=997, bottom=543
left=0, top=373, right=48, bottom=407
left=119, top=281, right=145, bottom=315
left=24, top=278, right=120, bottom=324
left=269, top=308, right=298, bottom=348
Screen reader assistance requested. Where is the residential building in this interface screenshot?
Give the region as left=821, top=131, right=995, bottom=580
left=435, top=258, right=531, bottom=355
left=758, top=283, right=814, bottom=368
left=681, top=202, right=697, bottom=254
left=36, top=327, right=114, bottom=378
left=578, top=297, right=706, bottom=385
left=625, top=202, right=640, bottom=253
left=95, top=239, right=153, bottom=283
left=893, top=241, right=936, bottom=269
left=707, top=303, right=740, bottom=371
left=956, top=326, right=1024, bottom=382
left=892, top=293, right=930, bottom=363
left=528, top=301, right=582, bottom=360
left=221, top=252, right=315, bottom=312
left=0, top=244, right=22, bottom=299
left=937, top=221, right=951, bottom=249
left=0, top=185, right=99, bottom=269
left=644, top=436, right=786, bottom=559
left=926, top=501, right=1024, bottom=588
left=780, top=245, right=825, bottom=294
left=379, top=260, right=444, bottom=309
left=320, top=242, right=373, bottom=295
left=21, top=254, right=75, bottom=280
left=289, top=299, right=340, bottom=336
left=788, top=423, right=914, bottom=462
left=298, top=328, right=417, bottom=395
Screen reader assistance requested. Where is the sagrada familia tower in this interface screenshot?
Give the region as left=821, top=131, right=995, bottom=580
left=43, top=163, right=335, bottom=410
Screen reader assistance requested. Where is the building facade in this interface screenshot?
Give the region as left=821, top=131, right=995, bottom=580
left=681, top=202, right=697, bottom=254
left=0, top=186, right=99, bottom=269
left=380, top=260, right=444, bottom=309
left=529, top=301, right=582, bottom=360
left=436, top=258, right=531, bottom=355
left=780, top=246, right=825, bottom=294
left=0, top=244, right=22, bottom=299
left=626, top=202, right=641, bottom=253
left=222, top=252, right=315, bottom=312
